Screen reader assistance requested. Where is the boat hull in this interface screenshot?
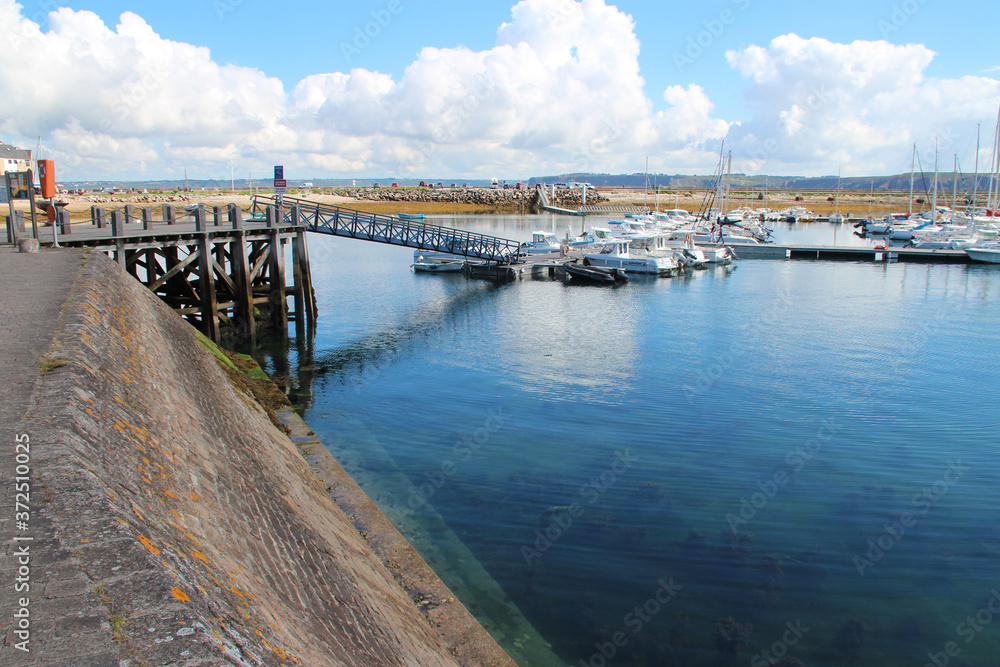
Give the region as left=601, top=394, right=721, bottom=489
left=413, top=261, right=463, bottom=272
left=966, top=248, right=1000, bottom=264
left=584, top=254, right=675, bottom=275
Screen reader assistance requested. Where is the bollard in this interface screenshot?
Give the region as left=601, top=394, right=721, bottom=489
left=142, top=208, right=154, bottom=231
left=213, top=205, right=224, bottom=227
left=17, top=238, right=39, bottom=253
left=123, top=204, right=134, bottom=225
left=229, top=203, right=243, bottom=230
left=163, top=204, right=176, bottom=225
left=265, top=205, right=275, bottom=228
left=194, top=206, right=207, bottom=232
left=91, top=206, right=104, bottom=228
left=58, top=209, right=72, bottom=235
left=110, top=210, right=124, bottom=237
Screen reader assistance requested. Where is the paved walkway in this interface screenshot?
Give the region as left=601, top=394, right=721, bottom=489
left=0, top=247, right=119, bottom=666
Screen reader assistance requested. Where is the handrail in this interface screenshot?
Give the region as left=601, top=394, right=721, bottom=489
left=251, top=195, right=521, bottom=264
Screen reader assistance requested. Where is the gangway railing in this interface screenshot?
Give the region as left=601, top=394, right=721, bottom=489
left=251, top=195, right=521, bottom=264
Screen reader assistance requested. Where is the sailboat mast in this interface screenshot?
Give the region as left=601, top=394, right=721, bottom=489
left=993, top=104, right=1000, bottom=213
left=908, top=143, right=915, bottom=215
left=724, top=151, right=732, bottom=217
left=835, top=167, right=841, bottom=215
left=952, top=154, right=958, bottom=209
left=643, top=156, right=648, bottom=212
left=932, top=138, right=939, bottom=224
left=987, top=107, right=1000, bottom=214
left=973, top=123, right=980, bottom=214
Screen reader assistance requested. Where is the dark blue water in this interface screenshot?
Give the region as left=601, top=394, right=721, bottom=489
left=249, top=216, right=1000, bottom=667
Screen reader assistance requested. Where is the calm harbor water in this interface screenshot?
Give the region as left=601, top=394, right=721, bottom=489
left=246, top=215, right=1000, bottom=666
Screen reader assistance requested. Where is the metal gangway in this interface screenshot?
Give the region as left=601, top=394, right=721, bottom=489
left=251, top=195, right=522, bottom=264
left=534, top=185, right=585, bottom=216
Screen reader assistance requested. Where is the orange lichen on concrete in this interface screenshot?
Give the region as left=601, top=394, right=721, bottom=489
left=137, top=534, right=161, bottom=555
left=171, top=587, right=191, bottom=603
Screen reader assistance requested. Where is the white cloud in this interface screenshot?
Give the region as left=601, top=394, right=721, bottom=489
left=725, top=34, right=1000, bottom=176
left=3, top=3, right=995, bottom=181
left=0, top=0, right=728, bottom=180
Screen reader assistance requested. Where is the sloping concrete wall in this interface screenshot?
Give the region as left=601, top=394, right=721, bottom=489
left=27, top=250, right=513, bottom=666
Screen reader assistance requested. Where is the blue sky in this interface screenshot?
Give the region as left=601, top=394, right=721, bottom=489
left=38, top=0, right=998, bottom=120
left=4, top=0, right=1000, bottom=179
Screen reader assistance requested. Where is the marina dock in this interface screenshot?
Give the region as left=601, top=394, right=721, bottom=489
left=727, top=243, right=972, bottom=263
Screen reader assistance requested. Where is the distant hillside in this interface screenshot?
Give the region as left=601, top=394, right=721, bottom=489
left=528, top=172, right=997, bottom=194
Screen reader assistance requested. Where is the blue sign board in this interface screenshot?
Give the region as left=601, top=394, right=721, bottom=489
left=274, top=166, right=283, bottom=180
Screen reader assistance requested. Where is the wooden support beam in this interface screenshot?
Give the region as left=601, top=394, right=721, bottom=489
left=231, top=233, right=255, bottom=339
left=197, top=238, right=219, bottom=341
left=290, top=205, right=305, bottom=330
left=300, top=231, right=317, bottom=324
left=148, top=251, right=199, bottom=291
left=111, top=211, right=126, bottom=266
left=292, top=224, right=317, bottom=333
left=268, top=231, right=288, bottom=336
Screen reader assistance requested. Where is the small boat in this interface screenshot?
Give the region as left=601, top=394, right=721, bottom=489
left=522, top=231, right=564, bottom=254
left=583, top=240, right=678, bottom=276
left=412, top=250, right=464, bottom=272
left=413, top=260, right=463, bottom=272
left=828, top=213, right=845, bottom=224
left=398, top=213, right=426, bottom=221
left=562, top=262, right=628, bottom=285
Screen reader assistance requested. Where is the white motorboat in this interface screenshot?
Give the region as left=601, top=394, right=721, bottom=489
left=412, top=250, right=465, bottom=272
left=584, top=240, right=679, bottom=275
left=828, top=213, right=845, bottom=224
left=522, top=231, right=563, bottom=254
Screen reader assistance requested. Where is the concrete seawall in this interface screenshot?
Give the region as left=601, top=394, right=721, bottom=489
left=8, top=250, right=514, bottom=666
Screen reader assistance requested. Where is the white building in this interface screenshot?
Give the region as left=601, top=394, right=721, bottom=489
left=0, top=141, right=32, bottom=175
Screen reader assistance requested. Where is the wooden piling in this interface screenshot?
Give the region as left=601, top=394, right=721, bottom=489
left=142, top=208, right=154, bottom=231
left=110, top=211, right=126, bottom=266
left=267, top=205, right=288, bottom=336
left=198, top=235, right=219, bottom=342
left=228, top=204, right=255, bottom=339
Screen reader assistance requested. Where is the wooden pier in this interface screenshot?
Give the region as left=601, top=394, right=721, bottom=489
left=9, top=203, right=316, bottom=343
left=6, top=198, right=526, bottom=339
